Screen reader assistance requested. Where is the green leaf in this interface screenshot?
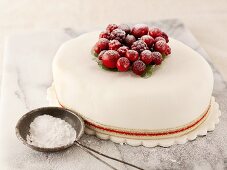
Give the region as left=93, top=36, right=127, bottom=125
left=141, top=65, right=155, bottom=78
left=162, top=54, right=167, bottom=59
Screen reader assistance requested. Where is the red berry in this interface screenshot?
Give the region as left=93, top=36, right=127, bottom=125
left=93, top=38, right=109, bottom=54
left=140, top=50, right=153, bottom=65
left=117, top=46, right=129, bottom=57
left=154, top=36, right=166, bottom=43
left=106, top=24, right=118, bottom=33
left=102, top=50, right=120, bottom=68
left=124, top=34, right=136, bottom=47
left=131, top=24, right=149, bottom=38
left=110, top=29, right=126, bottom=42
left=109, top=40, right=121, bottom=50
left=160, top=32, right=169, bottom=43
left=98, top=50, right=106, bottom=60
left=149, top=28, right=162, bottom=38
left=154, top=40, right=168, bottom=54
left=151, top=52, right=163, bottom=65
left=131, top=40, right=148, bottom=53
left=116, top=57, right=130, bottom=72
left=118, top=24, right=131, bottom=34
left=126, top=50, right=139, bottom=62
left=164, top=45, right=171, bottom=55
left=141, top=35, right=155, bottom=47
left=93, top=46, right=100, bottom=55
left=132, top=60, right=146, bottom=75
left=99, top=31, right=110, bottom=39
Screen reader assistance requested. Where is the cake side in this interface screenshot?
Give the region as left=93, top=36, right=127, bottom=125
left=52, top=31, right=213, bottom=131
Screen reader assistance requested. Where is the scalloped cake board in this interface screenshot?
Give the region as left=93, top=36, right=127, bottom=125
left=47, top=85, right=221, bottom=147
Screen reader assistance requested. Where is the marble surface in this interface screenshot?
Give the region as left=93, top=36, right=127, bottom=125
left=0, top=20, right=227, bottom=170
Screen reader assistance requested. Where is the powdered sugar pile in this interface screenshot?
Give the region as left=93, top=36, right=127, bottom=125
left=26, top=114, right=77, bottom=148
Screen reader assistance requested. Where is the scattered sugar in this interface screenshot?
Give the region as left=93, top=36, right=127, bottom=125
left=26, top=114, right=77, bottom=148
left=170, top=159, right=177, bottom=163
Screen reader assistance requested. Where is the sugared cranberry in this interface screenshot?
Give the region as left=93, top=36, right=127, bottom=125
left=93, top=38, right=109, bottom=54
left=116, top=57, right=130, bottom=72
left=99, top=31, right=110, bottom=39
left=132, top=60, right=146, bottom=75
left=141, top=35, right=155, bottom=47
left=110, top=29, right=126, bottom=42
left=140, top=50, right=153, bottom=65
left=126, top=50, right=139, bottom=62
left=160, top=32, right=169, bottom=43
left=124, top=34, right=136, bottom=47
left=95, top=24, right=171, bottom=75
left=118, top=24, right=131, bottom=34
left=102, top=50, right=120, bottom=68
left=149, top=28, right=162, bottom=38
left=131, top=40, right=148, bottom=53
left=164, top=45, right=171, bottom=55
left=155, top=37, right=166, bottom=43
left=106, top=24, right=118, bottom=33
left=151, top=52, right=163, bottom=65
left=93, top=46, right=100, bottom=55
left=98, top=50, right=106, bottom=60
left=154, top=40, right=168, bottom=54
left=109, top=40, right=121, bottom=50
left=131, top=24, right=149, bottom=38
left=117, top=46, right=129, bottom=57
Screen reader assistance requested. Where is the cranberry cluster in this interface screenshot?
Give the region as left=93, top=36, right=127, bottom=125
left=93, top=24, right=171, bottom=76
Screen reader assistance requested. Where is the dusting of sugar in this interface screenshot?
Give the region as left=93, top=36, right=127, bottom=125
left=141, top=49, right=152, bottom=55
left=133, top=24, right=148, bottom=29
left=26, top=114, right=77, bottom=148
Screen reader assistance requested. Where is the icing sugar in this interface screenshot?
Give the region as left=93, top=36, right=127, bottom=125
left=26, top=114, right=77, bottom=148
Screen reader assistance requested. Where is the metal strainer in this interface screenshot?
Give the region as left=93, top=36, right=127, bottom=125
left=16, top=107, right=143, bottom=170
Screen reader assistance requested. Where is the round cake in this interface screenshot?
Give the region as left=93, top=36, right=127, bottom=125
left=52, top=30, right=213, bottom=139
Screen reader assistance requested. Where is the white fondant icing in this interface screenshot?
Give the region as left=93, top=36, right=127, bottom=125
left=52, top=31, right=214, bottom=131
left=47, top=87, right=220, bottom=147
left=83, top=97, right=220, bottom=147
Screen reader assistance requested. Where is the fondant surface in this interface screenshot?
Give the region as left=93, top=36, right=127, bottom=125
left=52, top=31, right=213, bottom=131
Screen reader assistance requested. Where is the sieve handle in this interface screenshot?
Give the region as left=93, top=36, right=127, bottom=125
left=75, top=141, right=144, bottom=170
